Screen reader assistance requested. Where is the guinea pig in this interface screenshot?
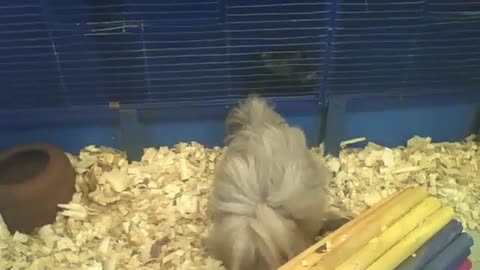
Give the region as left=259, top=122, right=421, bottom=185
left=205, top=95, right=338, bottom=270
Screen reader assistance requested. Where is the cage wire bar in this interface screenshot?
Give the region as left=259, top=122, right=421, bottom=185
left=0, top=0, right=479, bottom=158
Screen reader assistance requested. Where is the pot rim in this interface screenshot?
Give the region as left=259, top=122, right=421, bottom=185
left=0, top=143, right=72, bottom=198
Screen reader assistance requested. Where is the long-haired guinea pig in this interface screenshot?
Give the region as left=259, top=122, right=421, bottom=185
left=205, top=95, right=338, bottom=270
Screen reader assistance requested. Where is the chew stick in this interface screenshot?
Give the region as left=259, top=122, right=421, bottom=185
left=365, top=206, right=455, bottom=270
left=423, top=233, right=474, bottom=270
left=309, top=187, right=429, bottom=270
left=395, top=219, right=463, bottom=270
left=455, top=258, right=472, bottom=270
left=277, top=188, right=406, bottom=270
left=335, top=196, right=442, bottom=270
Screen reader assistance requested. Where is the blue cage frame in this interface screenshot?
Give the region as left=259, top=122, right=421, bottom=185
left=0, top=0, right=479, bottom=159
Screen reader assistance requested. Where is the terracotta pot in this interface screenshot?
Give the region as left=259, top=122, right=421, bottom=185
left=0, top=144, right=75, bottom=234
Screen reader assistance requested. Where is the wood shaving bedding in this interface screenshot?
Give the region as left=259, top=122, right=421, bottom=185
left=0, top=136, right=478, bottom=269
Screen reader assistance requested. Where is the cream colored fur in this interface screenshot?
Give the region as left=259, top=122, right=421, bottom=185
left=205, top=95, right=332, bottom=270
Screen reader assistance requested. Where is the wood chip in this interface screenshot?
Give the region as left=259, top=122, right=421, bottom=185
left=327, top=135, right=480, bottom=229
left=0, top=135, right=478, bottom=269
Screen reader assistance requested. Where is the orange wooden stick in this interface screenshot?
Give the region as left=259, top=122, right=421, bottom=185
left=278, top=188, right=409, bottom=270
left=310, top=187, right=428, bottom=270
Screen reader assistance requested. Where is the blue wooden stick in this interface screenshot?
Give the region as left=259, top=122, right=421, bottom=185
left=395, top=219, right=463, bottom=270
left=446, top=251, right=471, bottom=270
left=423, top=232, right=473, bottom=270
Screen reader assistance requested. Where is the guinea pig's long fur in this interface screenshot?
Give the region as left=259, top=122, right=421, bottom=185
left=205, top=95, right=333, bottom=270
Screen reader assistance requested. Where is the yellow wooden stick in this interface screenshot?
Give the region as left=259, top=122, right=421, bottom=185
left=335, top=196, right=442, bottom=270
left=365, top=206, right=455, bottom=270
left=277, top=188, right=407, bottom=270
left=309, top=187, right=428, bottom=270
